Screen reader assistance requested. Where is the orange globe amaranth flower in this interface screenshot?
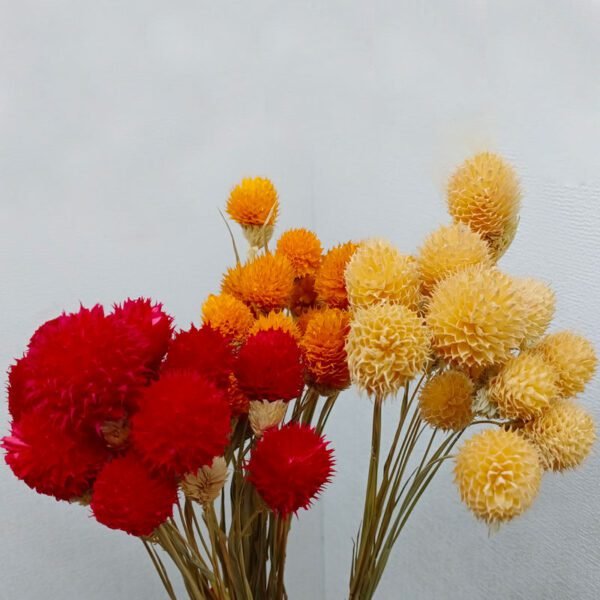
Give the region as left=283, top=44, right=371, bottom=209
left=249, top=311, right=301, bottom=340
left=289, top=275, right=319, bottom=317
left=201, top=293, right=255, bottom=343
left=276, top=229, right=323, bottom=278
left=221, top=263, right=245, bottom=300
left=227, top=374, right=250, bottom=416
left=314, top=242, right=359, bottom=309
left=301, top=308, right=351, bottom=392
left=454, top=428, right=542, bottom=525
left=226, top=177, right=279, bottom=227
left=295, top=306, right=326, bottom=335
left=238, top=253, right=296, bottom=314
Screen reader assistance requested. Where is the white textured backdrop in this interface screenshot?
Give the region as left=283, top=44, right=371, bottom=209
left=1, top=2, right=598, bottom=599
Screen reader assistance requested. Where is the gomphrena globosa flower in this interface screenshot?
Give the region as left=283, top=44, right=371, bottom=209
left=221, top=263, right=245, bottom=299
left=454, top=428, right=542, bottom=525
left=181, top=457, right=229, bottom=505
left=417, top=223, right=492, bottom=296
left=487, top=352, right=558, bottom=421
left=513, top=278, right=555, bottom=346
left=426, top=266, right=526, bottom=369
left=276, top=228, right=323, bottom=278
left=447, top=152, right=521, bottom=260
left=300, top=308, right=351, bottom=392
left=249, top=310, right=301, bottom=340
left=346, top=303, right=430, bottom=399
left=249, top=399, right=288, bottom=438
left=345, top=239, right=421, bottom=311
left=533, top=331, right=597, bottom=398
left=520, top=400, right=596, bottom=471
left=314, top=241, right=359, bottom=309
left=418, top=370, right=474, bottom=431
left=202, top=293, right=255, bottom=343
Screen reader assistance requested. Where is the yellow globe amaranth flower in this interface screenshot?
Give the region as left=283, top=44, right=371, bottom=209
left=419, top=370, right=474, bottom=431
left=314, top=242, right=359, bottom=309
left=533, top=331, right=597, bottom=398
left=346, top=303, right=430, bottom=399
left=238, top=253, right=295, bottom=313
left=454, top=428, right=542, bottom=525
left=345, top=239, right=421, bottom=311
left=520, top=400, right=596, bottom=471
left=276, top=228, right=323, bottom=278
left=202, top=293, right=255, bottom=342
left=447, top=152, right=521, bottom=260
left=249, top=311, right=301, bottom=340
left=513, top=278, right=555, bottom=346
left=426, top=266, right=526, bottom=369
left=417, top=223, right=492, bottom=296
left=487, top=352, right=558, bottom=421
left=181, top=457, right=229, bottom=505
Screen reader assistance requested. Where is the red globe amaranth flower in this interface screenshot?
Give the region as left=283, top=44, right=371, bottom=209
left=227, top=374, right=251, bottom=417
left=3, top=412, right=110, bottom=501
left=15, top=305, right=153, bottom=429
left=7, top=357, right=29, bottom=421
left=246, top=423, right=334, bottom=516
left=91, top=454, right=177, bottom=536
left=162, top=325, right=235, bottom=388
left=111, top=298, right=174, bottom=372
left=235, top=330, right=304, bottom=402
left=132, top=371, right=231, bottom=476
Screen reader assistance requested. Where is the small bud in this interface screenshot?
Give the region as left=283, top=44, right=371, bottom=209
left=249, top=400, right=288, bottom=438
left=181, top=457, right=228, bottom=505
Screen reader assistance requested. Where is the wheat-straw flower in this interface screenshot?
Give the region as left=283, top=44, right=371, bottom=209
left=419, top=370, right=474, bottom=431
left=181, top=457, right=229, bottom=505
left=249, top=400, right=288, bottom=438
left=513, top=278, right=555, bottom=346
left=533, top=332, right=597, bottom=398
left=314, top=242, right=359, bottom=309
left=417, top=223, right=492, bottom=295
left=454, top=428, right=542, bottom=525
left=426, top=266, right=526, bottom=368
left=346, top=304, right=430, bottom=399
left=520, top=400, right=596, bottom=471
left=276, top=229, right=323, bottom=277
left=345, top=239, right=421, bottom=310
left=249, top=311, right=301, bottom=340
left=202, top=293, right=255, bottom=342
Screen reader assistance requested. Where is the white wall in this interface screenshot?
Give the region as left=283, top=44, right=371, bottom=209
left=1, top=2, right=598, bottom=599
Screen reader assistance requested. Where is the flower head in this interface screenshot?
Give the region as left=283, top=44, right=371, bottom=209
left=346, top=304, right=430, bottom=399
left=513, top=278, right=555, bottom=346
left=488, top=352, right=558, bottom=421
left=226, top=177, right=278, bottom=227
left=132, top=371, right=231, bottom=477
left=454, top=428, right=542, bottom=525
left=533, top=332, right=597, bottom=398
left=202, top=293, right=254, bottom=343
left=289, top=275, right=319, bottom=316
left=227, top=374, right=251, bottom=417
left=91, top=454, right=177, bottom=537
left=249, top=400, right=288, bottom=437
left=221, top=263, right=246, bottom=299
left=296, top=307, right=325, bottom=335
left=520, top=400, right=596, bottom=471
left=314, top=242, right=359, bottom=309
left=426, top=266, right=526, bottom=368
left=301, top=308, right=351, bottom=392
left=345, top=239, right=421, bottom=310
left=249, top=311, right=301, bottom=340
left=181, top=457, right=229, bottom=505
left=419, top=370, right=474, bottom=431
left=3, top=411, right=109, bottom=501
left=235, top=330, right=304, bottom=402
left=276, top=228, right=323, bottom=277
left=246, top=424, right=334, bottom=516
left=417, top=223, right=492, bottom=295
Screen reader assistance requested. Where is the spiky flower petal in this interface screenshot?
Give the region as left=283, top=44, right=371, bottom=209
left=314, top=242, right=359, bottom=309
left=276, top=229, right=323, bottom=277
left=202, top=293, right=255, bottom=343
left=181, top=457, right=229, bottom=505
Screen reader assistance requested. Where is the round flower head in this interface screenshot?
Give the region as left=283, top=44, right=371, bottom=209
left=520, top=400, right=596, bottom=471
left=249, top=311, right=301, bottom=340
left=91, top=454, right=177, bottom=537
left=417, top=223, right=492, bottom=296
left=7, top=357, right=29, bottom=421
left=3, top=412, right=110, bottom=501
left=345, top=239, right=421, bottom=311
left=314, top=242, right=359, bottom=309
left=447, top=152, right=521, bottom=256
left=533, top=332, right=597, bottom=398
left=346, top=304, right=430, bottom=399
left=221, top=263, right=245, bottom=299
left=487, top=352, right=558, bottom=421
left=301, top=308, right=351, bottom=392
left=132, top=371, right=231, bottom=477
left=426, top=266, right=526, bottom=369
left=235, top=330, right=304, bottom=402
left=249, top=399, right=288, bottom=438
left=419, top=370, right=474, bottom=431
left=163, top=324, right=235, bottom=388
left=238, top=254, right=295, bottom=313
left=246, top=423, right=334, bottom=516
left=15, top=305, right=153, bottom=429
left=181, top=457, right=229, bottom=505
left=276, top=228, right=323, bottom=277
left=289, top=275, right=318, bottom=316
left=454, top=428, right=542, bottom=525
left=296, top=307, right=325, bottom=335
left=202, top=293, right=254, bottom=343
left=513, top=278, right=555, bottom=346
left=110, top=297, right=174, bottom=372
